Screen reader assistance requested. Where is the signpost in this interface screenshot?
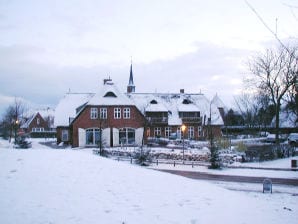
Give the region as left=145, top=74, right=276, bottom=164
left=263, top=178, right=272, bottom=193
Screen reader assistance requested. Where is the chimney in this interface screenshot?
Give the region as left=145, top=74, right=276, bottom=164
left=180, top=89, right=184, bottom=94
left=103, top=77, right=113, bottom=85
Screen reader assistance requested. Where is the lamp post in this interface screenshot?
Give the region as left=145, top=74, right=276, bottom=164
left=181, top=124, right=186, bottom=163
left=14, top=119, right=19, bottom=145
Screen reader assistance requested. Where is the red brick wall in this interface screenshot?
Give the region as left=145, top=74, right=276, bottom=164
left=29, top=113, right=48, bottom=132
left=56, top=127, right=70, bottom=145
left=72, top=105, right=146, bottom=147
left=147, top=124, right=222, bottom=140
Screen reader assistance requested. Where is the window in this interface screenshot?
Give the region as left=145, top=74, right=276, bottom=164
left=154, top=127, right=161, bottom=137
left=104, top=91, right=117, bottom=97
left=177, top=127, right=182, bottom=139
left=114, top=108, right=121, bottom=119
left=123, top=108, right=130, bottom=119
left=100, top=108, right=107, bottom=119
left=62, top=130, right=69, bottom=141
left=32, top=127, right=44, bottom=132
left=198, top=126, right=202, bottom=137
left=86, top=128, right=101, bottom=145
left=90, top=108, right=98, bottom=119
left=188, top=126, right=194, bottom=139
left=119, top=128, right=135, bottom=145
left=165, top=127, right=171, bottom=138
left=37, top=118, right=40, bottom=125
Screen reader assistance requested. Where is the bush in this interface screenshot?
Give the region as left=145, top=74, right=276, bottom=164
left=133, top=147, right=152, bottom=166
left=208, top=144, right=220, bottom=169
left=235, top=141, right=247, bottom=152
left=215, top=138, right=231, bottom=149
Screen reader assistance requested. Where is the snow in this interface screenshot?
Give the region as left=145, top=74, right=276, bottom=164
left=212, top=93, right=227, bottom=111
left=54, top=92, right=94, bottom=127
left=0, top=138, right=297, bottom=224
left=130, top=92, right=224, bottom=125
left=151, top=161, right=298, bottom=179
left=87, top=82, right=134, bottom=106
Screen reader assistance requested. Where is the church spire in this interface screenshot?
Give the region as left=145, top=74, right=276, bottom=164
left=127, top=60, right=135, bottom=93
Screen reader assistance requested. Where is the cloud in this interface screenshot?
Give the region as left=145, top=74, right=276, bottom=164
left=0, top=42, right=252, bottom=115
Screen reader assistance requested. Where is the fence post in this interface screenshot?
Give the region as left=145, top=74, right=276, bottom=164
left=156, top=160, right=159, bottom=166
left=192, top=162, right=194, bottom=168
left=130, top=157, right=132, bottom=164
left=174, top=161, right=175, bottom=167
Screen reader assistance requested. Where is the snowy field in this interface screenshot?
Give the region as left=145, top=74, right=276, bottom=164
left=0, top=138, right=298, bottom=224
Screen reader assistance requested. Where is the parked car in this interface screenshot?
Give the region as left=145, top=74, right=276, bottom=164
left=288, top=133, right=298, bottom=146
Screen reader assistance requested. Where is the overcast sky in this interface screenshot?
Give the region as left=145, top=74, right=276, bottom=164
left=0, top=0, right=298, bottom=115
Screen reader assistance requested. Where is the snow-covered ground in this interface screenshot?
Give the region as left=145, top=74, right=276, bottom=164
left=150, top=156, right=298, bottom=179
left=0, top=138, right=297, bottom=224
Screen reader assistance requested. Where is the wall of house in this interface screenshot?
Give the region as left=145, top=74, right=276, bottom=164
left=147, top=124, right=210, bottom=140
left=56, top=126, right=70, bottom=145
left=72, top=105, right=146, bottom=147
left=28, top=113, right=47, bottom=132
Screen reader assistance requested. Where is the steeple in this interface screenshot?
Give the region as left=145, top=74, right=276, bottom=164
left=127, top=61, right=136, bottom=93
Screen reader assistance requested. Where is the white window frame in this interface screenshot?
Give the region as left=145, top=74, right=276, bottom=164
left=154, top=127, right=161, bottom=137
left=32, top=127, right=44, bottom=132
left=62, top=130, right=69, bottom=141
left=90, top=108, right=98, bottom=119
left=198, top=126, right=202, bottom=137
left=177, top=127, right=182, bottom=139
left=123, top=108, right=130, bottom=119
left=165, top=127, right=171, bottom=138
left=114, top=108, right=121, bottom=119
left=100, top=108, right=107, bottom=119
left=188, top=126, right=194, bottom=139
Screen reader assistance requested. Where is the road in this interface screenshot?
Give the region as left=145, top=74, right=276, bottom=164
left=158, top=169, right=298, bottom=186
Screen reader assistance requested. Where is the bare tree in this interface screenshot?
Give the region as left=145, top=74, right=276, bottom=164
left=234, top=92, right=259, bottom=128
left=1, top=98, right=27, bottom=143
left=248, top=46, right=298, bottom=143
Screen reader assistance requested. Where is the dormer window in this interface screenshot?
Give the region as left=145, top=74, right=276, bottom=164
left=104, top=91, right=117, bottom=97
left=150, top=100, right=158, bottom=104
left=182, top=99, right=192, bottom=104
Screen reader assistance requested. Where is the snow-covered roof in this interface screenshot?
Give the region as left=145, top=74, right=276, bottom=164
left=211, top=94, right=227, bottom=112
left=54, top=93, right=94, bottom=127
left=129, top=92, right=224, bottom=126
left=21, top=114, right=36, bottom=129
left=21, top=108, right=56, bottom=129
left=87, top=82, right=134, bottom=106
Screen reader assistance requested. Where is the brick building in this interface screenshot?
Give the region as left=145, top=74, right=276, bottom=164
left=21, top=109, right=55, bottom=137
left=55, top=64, right=224, bottom=147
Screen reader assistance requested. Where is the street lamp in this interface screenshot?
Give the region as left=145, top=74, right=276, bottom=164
left=181, top=124, right=186, bottom=163
left=14, top=119, right=19, bottom=145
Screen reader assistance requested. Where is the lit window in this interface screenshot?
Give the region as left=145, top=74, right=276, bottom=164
left=114, top=108, right=121, bottom=119
left=123, top=108, right=130, bottom=119
left=90, top=108, right=98, bottom=119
